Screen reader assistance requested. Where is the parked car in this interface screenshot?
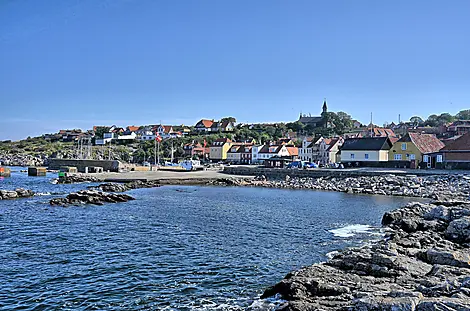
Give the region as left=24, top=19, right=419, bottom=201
left=287, top=161, right=303, bottom=169
left=303, top=162, right=318, bottom=169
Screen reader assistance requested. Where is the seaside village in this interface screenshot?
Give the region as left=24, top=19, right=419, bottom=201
left=34, top=101, right=470, bottom=171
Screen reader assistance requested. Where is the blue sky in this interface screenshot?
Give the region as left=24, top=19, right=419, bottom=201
left=1, top=0, right=469, bottom=140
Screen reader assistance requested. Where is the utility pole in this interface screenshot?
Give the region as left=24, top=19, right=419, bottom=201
left=370, top=112, right=373, bottom=137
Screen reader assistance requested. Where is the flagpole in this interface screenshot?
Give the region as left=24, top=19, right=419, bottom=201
left=157, top=141, right=160, bottom=165
left=154, top=137, right=157, bottom=166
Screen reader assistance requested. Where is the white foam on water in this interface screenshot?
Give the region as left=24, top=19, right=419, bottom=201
left=329, top=224, right=375, bottom=238
left=35, top=192, right=51, bottom=196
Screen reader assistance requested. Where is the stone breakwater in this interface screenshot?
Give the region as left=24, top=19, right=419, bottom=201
left=88, top=181, right=162, bottom=192
left=0, top=153, right=45, bottom=167
left=49, top=190, right=135, bottom=206
left=262, top=200, right=470, bottom=311
left=56, top=174, right=101, bottom=184
left=212, top=174, right=470, bottom=200
left=0, top=188, right=35, bottom=200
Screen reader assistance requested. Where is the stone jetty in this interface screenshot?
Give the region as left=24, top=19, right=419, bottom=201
left=49, top=190, right=135, bottom=206
left=262, top=199, right=470, bottom=310
left=56, top=174, right=101, bottom=184
left=0, top=188, right=35, bottom=200
left=88, top=180, right=162, bottom=192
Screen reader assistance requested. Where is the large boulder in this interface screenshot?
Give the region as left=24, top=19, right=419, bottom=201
left=445, top=217, right=470, bottom=243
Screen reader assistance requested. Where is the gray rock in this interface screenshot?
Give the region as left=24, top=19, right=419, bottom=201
left=445, top=217, right=470, bottom=243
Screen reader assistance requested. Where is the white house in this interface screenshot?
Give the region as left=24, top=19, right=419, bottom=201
left=299, top=136, right=323, bottom=162
left=194, top=119, right=215, bottom=132
left=117, top=132, right=137, bottom=141
left=251, top=145, right=264, bottom=164
left=339, top=137, right=392, bottom=163
left=319, top=137, right=344, bottom=165
left=157, top=125, right=174, bottom=139
left=140, top=131, right=156, bottom=141
left=257, top=145, right=290, bottom=163
left=95, top=132, right=117, bottom=145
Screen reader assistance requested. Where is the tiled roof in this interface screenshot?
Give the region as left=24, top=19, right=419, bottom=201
left=326, top=138, right=341, bottom=151
left=160, top=125, right=173, bottom=133
left=341, top=137, right=392, bottom=151
left=210, top=138, right=232, bottom=147
left=365, top=127, right=396, bottom=137
left=286, top=147, right=298, bottom=156
left=306, top=136, right=323, bottom=148
left=197, top=119, right=214, bottom=128
left=441, top=133, right=470, bottom=151
left=127, top=126, right=140, bottom=132
left=258, top=145, right=283, bottom=154
left=400, top=133, right=445, bottom=154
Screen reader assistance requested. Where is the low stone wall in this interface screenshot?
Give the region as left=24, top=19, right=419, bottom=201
left=223, top=166, right=438, bottom=179
left=48, top=159, right=121, bottom=173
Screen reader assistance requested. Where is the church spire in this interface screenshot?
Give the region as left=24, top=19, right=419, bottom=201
left=322, top=98, right=327, bottom=114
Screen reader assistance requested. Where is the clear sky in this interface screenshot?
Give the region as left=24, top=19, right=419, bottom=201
left=1, top=0, right=469, bottom=140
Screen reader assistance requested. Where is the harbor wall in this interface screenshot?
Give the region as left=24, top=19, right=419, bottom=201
left=48, top=159, right=121, bottom=173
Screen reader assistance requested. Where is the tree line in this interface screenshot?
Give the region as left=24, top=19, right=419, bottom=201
left=406, top=109, right=470, bottom=127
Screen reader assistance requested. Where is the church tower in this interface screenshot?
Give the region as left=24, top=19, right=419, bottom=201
left=321, top=99, right=328, bottom=128
left=321, top=99, right=327, bottom=116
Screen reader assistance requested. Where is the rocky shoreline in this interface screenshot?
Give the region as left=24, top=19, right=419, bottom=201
left=213, top=174, right=470, bottom=201
left=0, top=188, right=35, bottom=200
left=57, top=172, right=470, bottom=201
left=49, top=190, right=135, bottom=206
left=0, top=153, right=45, bottom=167
left=262, top=199, right=470, bottom=310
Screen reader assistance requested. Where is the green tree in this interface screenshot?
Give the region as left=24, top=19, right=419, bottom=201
left=455, top=109, right=470, bottom=120
left=409, top=116, right=424, bottom=127
left=436, top=113, right=455, bottom=126
left=94, top=126, right=110, bottom=139
left=220, top=116, right=237, bottom=123
left=336, top=111, right=353, bottom=129
left=425, top=114, right=439, bottom=127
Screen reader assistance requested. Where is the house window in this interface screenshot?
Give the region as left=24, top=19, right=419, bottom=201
left=410, top=154, right=416, bottom=160
left=394, top=154, right=402, bottom=160
left=423, top=155, right=429, bottom=162
left=406, top=154, right=410, bottom=159
left=350, top=153, right=355, bottom=159
left=437, top=155, right=443, bottom=163
left=401, top=143, right=407, bottom=150
left=364, top=154, right=369, bottom=159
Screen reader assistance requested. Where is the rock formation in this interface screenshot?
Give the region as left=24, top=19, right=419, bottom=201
left=49, top=190, right=135, bottom=206
left=262, top=200, right=470, bottom=310
left=0, top=188, right=35, bottom=200
left=88, top=180, right=162, bottom=192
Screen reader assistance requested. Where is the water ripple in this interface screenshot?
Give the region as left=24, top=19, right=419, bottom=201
left=0, top=168, right=421, bottom=310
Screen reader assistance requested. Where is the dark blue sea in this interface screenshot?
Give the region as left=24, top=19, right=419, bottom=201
left=0, top=168, right=419, bottom=310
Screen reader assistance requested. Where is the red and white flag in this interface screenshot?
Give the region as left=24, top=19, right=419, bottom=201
left=155, top=134, right=162, bottom=142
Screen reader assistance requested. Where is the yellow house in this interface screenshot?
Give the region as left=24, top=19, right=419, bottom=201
left=389, top=133, right=445, bottom=165
left=209, top=138, right=232, bottom=162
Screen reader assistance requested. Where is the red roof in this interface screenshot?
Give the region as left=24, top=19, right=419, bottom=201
left=406, top=133, right=445, bottom=153
left=197, top=119, right=214, bottom=128
left=127, top=126, right=140, bottom=132
left=160, top=125, right=173, bottom=133
left=286, top=147, right=298, bottom=156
